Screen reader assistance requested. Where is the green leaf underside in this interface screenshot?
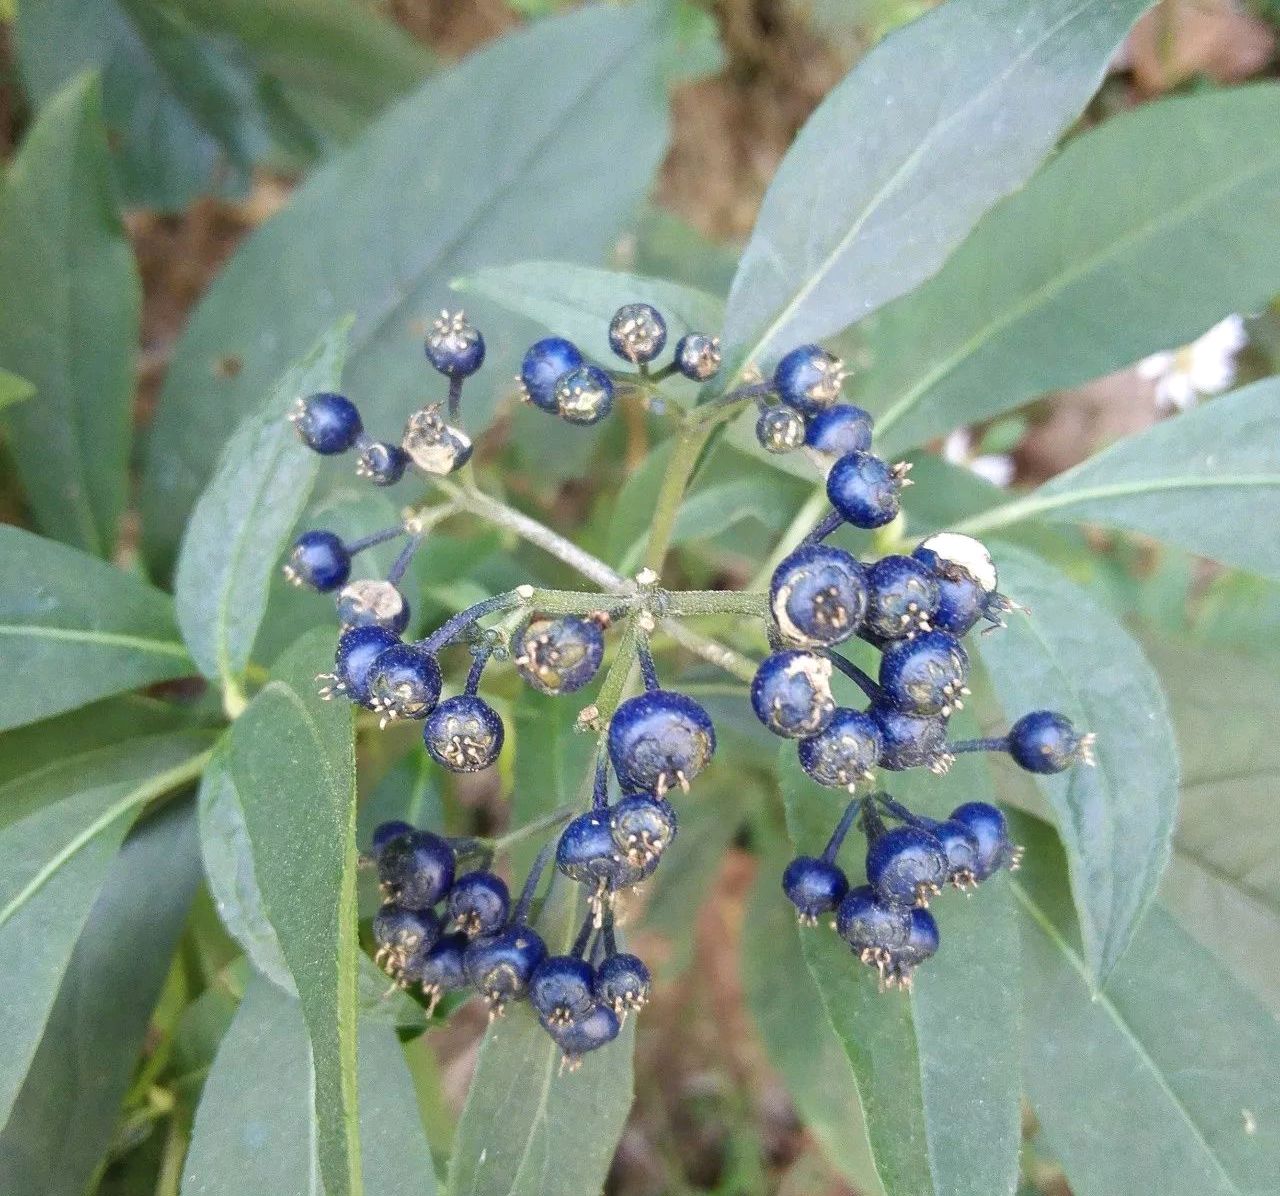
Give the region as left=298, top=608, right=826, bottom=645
left=0, top=72, right=141, bottom=557
left=174, top=321, right=350, bottom=685
left=1012, top=812, right=1280, bottom=1195
left=719, top=0, right=1154, bottom=373
left=223, top=632, right=361, bottom=1196
left=866, top=85, right=1280, bottom=455
left=0, top=526, right=193, bottom=733
left=779, top=743, right=1020, bottom=1196
left=140, top=3, right=669, bottom=569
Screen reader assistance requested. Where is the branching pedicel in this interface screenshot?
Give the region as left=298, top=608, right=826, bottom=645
left=283, top=302, right=1095, bottom=1066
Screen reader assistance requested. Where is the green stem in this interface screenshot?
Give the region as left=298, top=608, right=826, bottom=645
left=667, top=590, right=768, bottom=618
left=642, top=423, right=711, bottom=574
left=488, top=804, right=577, bottom=852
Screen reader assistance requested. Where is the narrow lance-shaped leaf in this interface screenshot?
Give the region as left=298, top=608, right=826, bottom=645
left=0, top=71, right=140, bottom=557
left=719, top=0, right=1154, bottom=373
left=866, top=85, right=1280, bottom=456
left=173, top=319, right=352, bottom=689
left=141, top=3, right=669, bottom=570
left=0, top=526, right=193, bottom=733
left=976, top=544, right=1179, bottom=985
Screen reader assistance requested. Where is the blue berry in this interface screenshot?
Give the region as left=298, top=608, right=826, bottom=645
left=949, top=802, right=1021, bottom=881
left=783, top=857, right=849, bottom=925
left=377, top=829, right=456, bottom=909
left=284, top=530, right=350, bottom=592
left=406, top=930, right=468, bottom=1014
left=556, top=812, right=648, bottom=906
left=878, top=630, right=969, bottom=717
left=769, top=544, right=867, bottom=648
left=751, top=650, right=836, bottom=739
left=608, top=794, right=677, bottom=867
left=543, top=1003, right=621, bottom=1068
left=928, top=818, right=981, bottom=890
left=290, top=392, right=362, bottom=454
left=356, top=441, right=408, bottom=486
left=836, top=884, right=913, bottom=967
left=607, top=690, right=716, bottom=796
left=806, top=404, right=873, bottom=456
left=773, top=345, right=846, bottom=416
left=424, top=310, right=485, bottom=377
left=798, top=708, right=882, bottom=790
left=866, top=825, right=948, bottom=907
left=520, top=337, right=583, bottom=412
left=912, top=533, right=1007, bottom=636
left=674, top=332, right=721, bottom=381
left=555, top=364, right=614, bottom=425
left=529, top=955, right=596, bottom=1027
left=336, top=580, right=410, bottom=634
left=368, top=644, right=443, bottom=723
left=872, top=706, right=952, bottom=774
left=464, top=925, right=547, bottom=1014
left=370, top=820, right=414, bottom=858
left=827, top=452, right=906, bottom=529
left=1008, top=711, right=1094, bottom=774
left=402, top=406, right=473, bottom=475
left=883, top=907, right=940, bottom=989
left=863, top=555, right=940, bottom=642
left=595, top=953, right=651, bottom=1016
left=423, top=695, right=504, bottom=773
left=608, top=303, right=667, bottom=364
left=755, top=406, right=806, bottom=454
left=373, top=903, right=441, bottom=978
left=514, top=614, right=606, bottom=695
left=445, top=871, right=510, bottom=938
left=328, top=625, right=400, bottom=706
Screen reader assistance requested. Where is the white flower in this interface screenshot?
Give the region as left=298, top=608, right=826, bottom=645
left=1136, top=315, right=1247, bottom=413
left=942, top=428, right=1015, bottom=489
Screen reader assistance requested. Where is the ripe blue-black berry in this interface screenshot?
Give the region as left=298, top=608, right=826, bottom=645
left=608, top=303, right=666, bottom=364
left=356, top=441, right=409, bottom=486
left=751, top=650, right=836, bottom=739
left=284, top=530, right=350, bottom=592
left=445, top=871, right=510, bottom=937
left=425, top=310, right=485, bottom=377
left=912, top=533, right=1008, bottom=636
left=543, top=1003, right=621, bottom=1069
left=928, top=818, right=981, bottom=890
left=769, top=544, right=867, bottom=648
left=827, top=452, right=907, bottom=529
left=863, top=554, right=940, bottom=642
left=609, top=793, right=677, bottom=867
left=595, top=953, right=651, bottom=1016
left=1008, top=711, right=1095, bottom=774
left=883, top=907, right=939, bottom=989
left=607, top=690, right=716, bottom=796
left=407, top=930, right=468, bottom=1015
left=367, top=644, right=443, bottom=723
left=327, top=625, right=400, bottom=706
left=674, top=332, right=721, bottom=381
left=556, top=811, right=649, bottom=913
left=402, top=406, right=473, bottom=475
left=782, top=856, right=849, bottom=925
left=774, top=344, right=846, bottom=416
left=290, top=392, right=362, bottom=454
left=520, top=337, right=583, bottom=412
left=798, top=708, right=882, bottom=790
left=423, top=695, right=504, bottom=772
left=872, top=705, right=953, bottom=774
left=878, top=630, right=969, bottom=717
left=556, top=364, right=615, bottom=425
left=836, top=884, right=913, bottom=969
left=336, top=579, right=410, bottom=634
left=463, top=925, right=547, bottom=1015
left=373, top=903, right=442, bottom=977
left=377, top=829, right=456, bottom=909
left=806, top=403, right=873, bottom=456
left=866, top=825, right=948, bottom=907
left=949, top=801, right=1021, bottom=880
left=514, top=614, right=606, bottom=695
left=756, top=406, right=807, bottom=454
left=529, top=955, right=596, bottom=1027
left=370, top=820, right=414, bottom=858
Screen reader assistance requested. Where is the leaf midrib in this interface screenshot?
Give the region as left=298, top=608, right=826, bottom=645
left=0, top=623, right=191, bottom=660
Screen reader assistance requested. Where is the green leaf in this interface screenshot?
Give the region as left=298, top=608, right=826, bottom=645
left=867, top=86, right=1280, bottom=455
left=221, top=631, right=362, bottom=1196
left=742, top=851, right=884, bottom=1194
left=976, top=544, right=1179, bottom=985
left=445, top=1003, right=636, bottom=1196
left=0, top=71, right=140, bottom=557
left=141, top=3, right=669, bottom=569
left=0, top=800, right=199, bottom=1193
left=456, top=261, right=724, bottom=364
left=173, top=320, right=351, bottom=688
left=1012, top=811, right=1280, bottom=1196
left=779, top=743, right=1021, bottom=1196
left=956, top=379, right=1280, bottom=580
left=0, top=526, right=193, bottom=733
left=718, top=0, right=1153, bottom=373
left=0, top=368, right=33, bottom=411
left=182, top=975, right=436, bottom=1195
